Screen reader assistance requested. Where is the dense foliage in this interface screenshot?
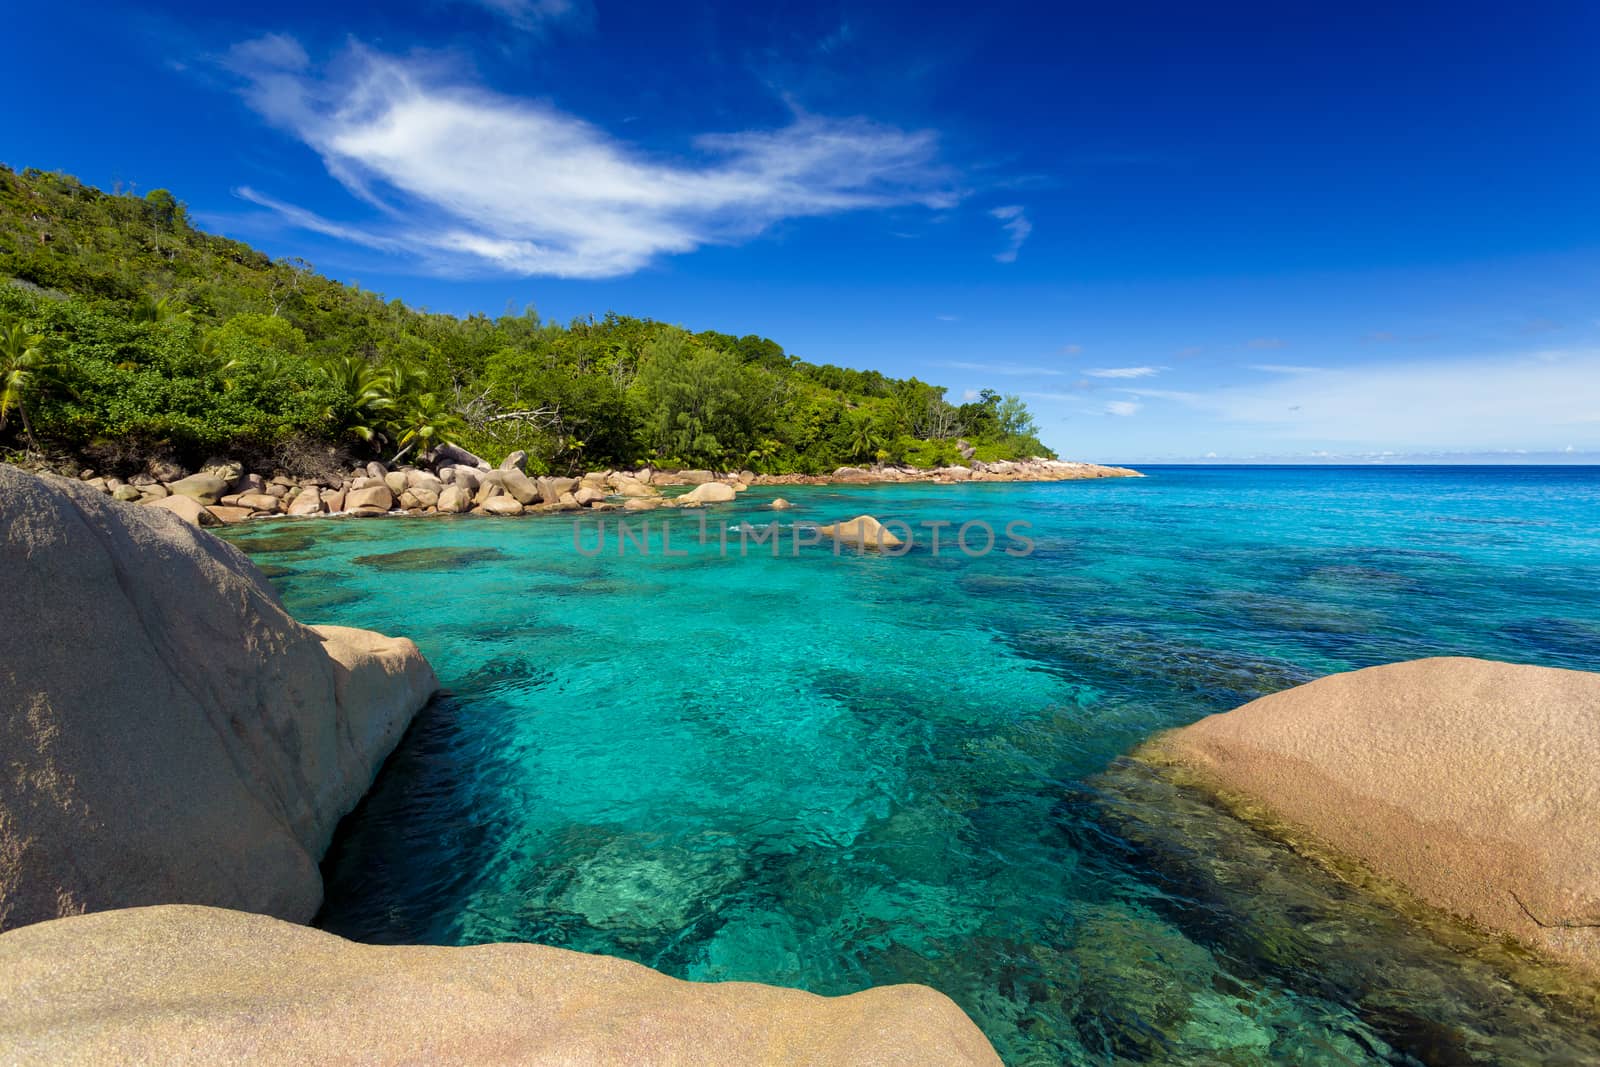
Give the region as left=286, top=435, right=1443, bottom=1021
left=0, top=166, right=1055, bottom=474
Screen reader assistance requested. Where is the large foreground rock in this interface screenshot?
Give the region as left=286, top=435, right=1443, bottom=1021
left=0, top=906, right=1001, bottom=1066
left=1144, top=657, right=1600, bottom=976
left=0, top=465, right=439, bottom=932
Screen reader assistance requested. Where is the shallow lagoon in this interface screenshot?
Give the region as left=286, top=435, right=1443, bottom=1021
left=226, top=466, right=1600, bottom=1065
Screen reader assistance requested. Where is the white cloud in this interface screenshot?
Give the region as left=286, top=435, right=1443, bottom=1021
left=1248, top=337, right=1287, bottom=349
left=990, top=204, right=1031, bottom=263
left=1086, top=366, right=1160, bottom=379
left=224, top=39, right=961, bottom=278
left=227, top=33, right=308, bottom=72
left=1128, top=349, right=1600, bottom=449
left=1060, top=343, right=1083, bottom=355
left=1105, top=400, right=1142, bottom=416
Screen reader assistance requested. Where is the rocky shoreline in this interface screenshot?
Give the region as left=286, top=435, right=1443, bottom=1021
left=48, top=445, right=1141, bottom=527
left=0, top=463, right=1001, bottom=1064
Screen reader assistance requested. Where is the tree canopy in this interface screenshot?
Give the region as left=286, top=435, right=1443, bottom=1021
left=0, top=166, right=1057, bottom=473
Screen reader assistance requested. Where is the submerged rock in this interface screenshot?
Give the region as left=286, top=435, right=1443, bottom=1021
left=0, top=906, right=1000, bottom=1065
left=1086, top=755, right=1600, bottom=1064
left=352, top=546, right=507, bottom=571
left=0, top=464, right=439, bottom=931
left=1145, top=656, right=1600, bottom=979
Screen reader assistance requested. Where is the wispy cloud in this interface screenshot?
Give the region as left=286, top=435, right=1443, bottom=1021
left=941, top=360, right=1065, bottom=376
left=934, top=314, right=960, bottom=322
left=223, top=38, right=961, bottom=278
left=1128, top=349, right=1600, bottom=449
left=1060, top=343, right=1083, bottom=355
left=1247, top=337, right=1287, bottom=349
left=458, top=0, right=589, bottom=32
left=1246, top=364, right=1323, bottom=374
left=990, top=204, right=1031, bottom=263
left=1086, top=365, right=1161, bottom=379
left=1105, top=400, right=1142, bottom=416
left=1019, top=383, right=1095, bottom=400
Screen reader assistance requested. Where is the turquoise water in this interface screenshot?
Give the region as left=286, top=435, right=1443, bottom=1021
left=226, top=467, right=1600, bottom=1065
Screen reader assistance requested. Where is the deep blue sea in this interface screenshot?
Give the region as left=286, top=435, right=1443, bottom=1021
left=226, top=466, right=1600, bottom=1065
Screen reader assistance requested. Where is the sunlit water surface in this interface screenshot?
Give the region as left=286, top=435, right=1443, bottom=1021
left=225, top=466, right=1600, bottom=1065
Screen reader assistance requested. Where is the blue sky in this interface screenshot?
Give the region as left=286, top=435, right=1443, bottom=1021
left=5, top=1, right=1599, bottom=462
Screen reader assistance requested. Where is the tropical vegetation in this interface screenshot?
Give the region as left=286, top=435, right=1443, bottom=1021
left=0, top=166, right=1054, bottom=475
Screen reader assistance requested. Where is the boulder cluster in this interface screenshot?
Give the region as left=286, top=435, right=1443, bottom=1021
left=59, top=446, right=1140, bottom=528
left=63, top=446, right=768, bottom=527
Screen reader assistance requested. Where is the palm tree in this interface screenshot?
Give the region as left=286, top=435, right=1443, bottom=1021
left=320, top=356, right=395, bottom=444
left=388, top=389, right=465, bottom=464
left=847, top=414, right=885, bottom=463
left=130, top=294, right=190, bottom=325
left=0, top=320, right=49, bottom=451
left=745, top=437, right=781, bottom=472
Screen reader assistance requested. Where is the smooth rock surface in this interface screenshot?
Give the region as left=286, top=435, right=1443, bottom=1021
left=481, top=496, right=525, bottom=516
left=680, top=481, right=736, bottom=504
left=436, top=485, right=471, bottom=513
left=205, top=505, right=256, bottom=525
left=434, top=442, right=492, bottom=472
left=1146, top=657, right=1600, bottom=976
left=0, top=906, right=1000, bottom=1066
left=498, top=469, right=542, bottom=505
left=286, top=487, right=323, bottom=516
left=165, top=473, right=227, bottom=504
left=0, top=465, right=439, bottom=932
left=147, top=493, right=217, bottom=527
left=236, top=492, right=281, bottom=513
left=345, top=485, right=393, bottom=514
left=816, top=514, right=905, bottom=549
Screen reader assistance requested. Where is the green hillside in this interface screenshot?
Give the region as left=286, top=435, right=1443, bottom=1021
left=0, top=165, right=1053, bottom=475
